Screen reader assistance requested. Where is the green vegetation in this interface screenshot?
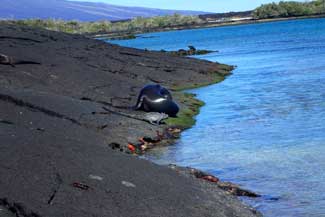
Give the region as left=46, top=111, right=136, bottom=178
left=253, top=0, right=325, bottom=19
left=166, top=92, right=205, bottom=129
left=10, top=14, right=203, bottom=35
left=166, top=66, right=233, bottom=129
left=171, top=64, right=233, bottom=92
left=171, top=74, right=226, bottom=92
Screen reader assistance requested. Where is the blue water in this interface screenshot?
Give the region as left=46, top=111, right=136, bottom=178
left=109, top=18, right=325, bottom=217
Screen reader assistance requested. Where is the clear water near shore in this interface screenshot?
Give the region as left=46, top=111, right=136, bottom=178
left=109, top=18, right=325, bottom=217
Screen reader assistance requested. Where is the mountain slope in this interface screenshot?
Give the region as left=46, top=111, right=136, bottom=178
left=0, top=0, right=208, bottom=21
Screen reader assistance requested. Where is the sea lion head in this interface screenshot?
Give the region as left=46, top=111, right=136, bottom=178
left=0, top=54, right=10, bottom=64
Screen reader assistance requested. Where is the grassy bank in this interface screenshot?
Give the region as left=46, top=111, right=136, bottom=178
left=171, top=65, right=231, bottom=91
left=166, top=92, right=205, bottom=129
left=167, top=66, right=233, bottom=129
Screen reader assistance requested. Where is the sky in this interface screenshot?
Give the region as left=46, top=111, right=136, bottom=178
left=74, top=0, right=305, bottom=13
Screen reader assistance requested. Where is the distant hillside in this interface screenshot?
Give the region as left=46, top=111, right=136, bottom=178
left=0, top=0, right=209, bottom=21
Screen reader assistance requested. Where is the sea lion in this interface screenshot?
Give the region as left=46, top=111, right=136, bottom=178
left=0, top=53, right=13, bottom=66
left=0, top=53, right=40, bottom=67
left=134, top=84, right=179, bottom=117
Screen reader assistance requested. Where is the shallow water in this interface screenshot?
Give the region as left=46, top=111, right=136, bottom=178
left=109, top=18, right=325, bottom=217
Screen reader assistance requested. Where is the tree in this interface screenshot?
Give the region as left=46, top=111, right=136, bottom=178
left=253, top=0, right=323, bottom=19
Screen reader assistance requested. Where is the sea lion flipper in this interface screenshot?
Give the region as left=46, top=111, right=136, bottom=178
left=134, top=95, right=143, bottom=110
left=16, top=60, right=41, bottom=65
left=142, top=96, right=151, bottom=112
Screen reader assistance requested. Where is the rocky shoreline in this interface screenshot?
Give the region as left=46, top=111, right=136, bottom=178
left=0, top=23, right=261, bottom=217
left=159, top=46, right=216, bottom=57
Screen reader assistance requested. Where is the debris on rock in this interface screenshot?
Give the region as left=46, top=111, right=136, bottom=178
left=72, top=182, right=90, bottom=190
left=189, top=168, right=219, bottom=183
left=127, top=143, right=136, bottom=153
left=217, top=182, right=260, bottom=197
left=167, top=127, right=181, bottom=134
left=169, top=165, right=260, bottom=198
left=109, top=143, right=124, bottom=152
left=202, top=175, right=219, bottom=183
left=89, top=175, right=104, bottom=181
left=121, top=181, right=136, bottom=188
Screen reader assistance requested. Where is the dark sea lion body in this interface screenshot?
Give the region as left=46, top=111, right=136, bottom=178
left=0, top=54, right=13, bottom=66
left=0, top=53, right=40, bottom=67
left=135, top=84, right=179, bottom=117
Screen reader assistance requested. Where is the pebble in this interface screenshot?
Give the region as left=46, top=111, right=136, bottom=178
left=121, top=181, right=136, bottom=188
left=89, top=174, right=104, bottom=181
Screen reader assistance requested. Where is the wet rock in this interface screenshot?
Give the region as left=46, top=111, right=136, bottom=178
left=217, top=182, right=260, bottom=197
left=162, top=46, right=217, bottom=56
left=169, top=165, right=260, bottom=198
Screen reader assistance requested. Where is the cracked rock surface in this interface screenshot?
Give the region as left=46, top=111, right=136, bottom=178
left=0, top=23, right=260, bottom=217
